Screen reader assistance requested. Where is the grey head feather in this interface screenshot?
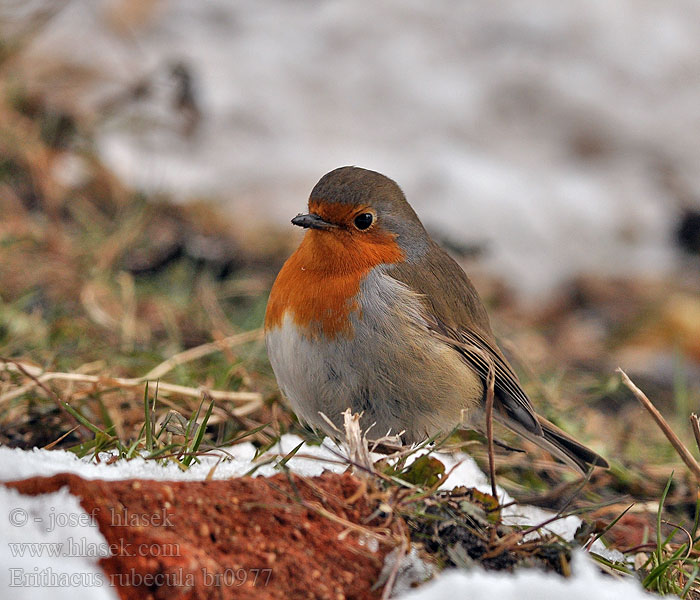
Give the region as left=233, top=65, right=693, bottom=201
left=310, top=166, right=430, bottom=260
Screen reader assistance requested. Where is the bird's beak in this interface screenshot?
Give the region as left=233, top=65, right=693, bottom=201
left=291, top=213, right=337, bottom=230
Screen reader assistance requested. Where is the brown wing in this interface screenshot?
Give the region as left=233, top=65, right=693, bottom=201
left=388, top=243, right=542, bottom=436
left=387, top=243, right=608, bottom=472
left=434, top=326, right=542, bottom=436
left=441, top=327, right=609, bottom=471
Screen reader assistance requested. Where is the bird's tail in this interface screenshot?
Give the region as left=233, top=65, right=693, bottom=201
left=498, top=413, right=609, bottom=474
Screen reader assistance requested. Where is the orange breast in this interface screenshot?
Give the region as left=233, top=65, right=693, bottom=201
left=265, top=227, right=404, bottom=339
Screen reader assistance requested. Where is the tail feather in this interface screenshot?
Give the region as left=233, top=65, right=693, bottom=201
left=496, top=413, right=609, bottom=474
left=537, top=416, right=609, bottom=472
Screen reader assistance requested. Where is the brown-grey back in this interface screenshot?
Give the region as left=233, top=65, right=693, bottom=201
left=388, top=242, right=494, bottom=341
left=388, top=242, right=542, bottom=436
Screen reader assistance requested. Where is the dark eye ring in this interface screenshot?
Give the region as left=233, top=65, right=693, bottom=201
left=353, top=213, right=374, bottom=230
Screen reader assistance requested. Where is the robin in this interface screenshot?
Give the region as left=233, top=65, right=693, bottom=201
left=265, top=166, right=608, bottom=472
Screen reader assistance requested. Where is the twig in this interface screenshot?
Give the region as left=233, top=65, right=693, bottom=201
left=381, top=537, right=408, bottom=600
left=42, top=426, right=81, bottom=450
left=381, top=518, right=410, bottom=600
left=342, top=408, right=375, bottom=474
left=143, top=328, right=263, bottom=380
left=618, top=368, right=700, bottom=483
left=0, top=358, right=262, bottom=406
left=661, top=520, right=694, bottom=561
left=585, top=503, right=635, bottom=551
left=454, top=342, right=499, bottom=500
left=485, top=361, right=498, bottom=500
left=260, top=477, right=392, bottom=541
left=4, top=358, right=84, bottom=430
left=691, top=413, right=700, bottom=457
left=483, top=510, right=571, bottom=558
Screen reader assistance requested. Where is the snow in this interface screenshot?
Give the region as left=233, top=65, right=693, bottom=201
left=0, top=435, right=345, bottom=482
left=0, top=486, right=118, bottom=600
left=0, top=435, right=650, bottom=598
left=397, top=551, right=651, bottom=600
left=1, top=0, right=695, bottom=297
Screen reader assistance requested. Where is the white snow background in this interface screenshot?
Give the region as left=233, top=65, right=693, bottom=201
left=1, top=435, right=653, bottom=599
left=2, top=0, right=699, bottom=298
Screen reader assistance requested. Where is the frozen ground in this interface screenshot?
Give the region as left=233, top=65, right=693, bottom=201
left=1, top=435, right=653, bottom=599
left=3, top=0, right=700, bottom=297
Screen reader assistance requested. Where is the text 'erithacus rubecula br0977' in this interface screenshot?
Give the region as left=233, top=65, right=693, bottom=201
left=265, top=166, right=608, bottom=473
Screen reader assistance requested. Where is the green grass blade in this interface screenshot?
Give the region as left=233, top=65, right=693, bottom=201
left=692, top=495, right=700, bottom=542
left=143, top=381, right=153, bottom=452
left=276, top=441, right=304, bottom=469
left=217, top=423, right=269, bottom=447
left=63, top=402, right=108, bottom=437
left=587, top=503, right=635, bottom=548
left=657, top=472, right=674, bottom=561
left=681, top=564, right=699, bottom=598
left=95, top=396, right=116, bottom=436
left=182, top=398, right=214, bottom=467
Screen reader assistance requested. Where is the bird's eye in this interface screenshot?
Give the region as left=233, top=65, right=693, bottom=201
left=353, top=213, right=374, bottom=230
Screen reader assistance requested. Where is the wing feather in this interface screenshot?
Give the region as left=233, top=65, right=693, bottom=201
left=385, top=248, right=607, bottom=471
left=429, top=325, right=542, bottom=435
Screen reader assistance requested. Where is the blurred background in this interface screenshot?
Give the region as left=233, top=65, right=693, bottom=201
left=4, top=0, right=700, bottom=295
left=1, top=0, right=699, bottom=505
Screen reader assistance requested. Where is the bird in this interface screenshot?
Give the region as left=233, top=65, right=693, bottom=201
left=264, top=166, right=608, bottom=473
